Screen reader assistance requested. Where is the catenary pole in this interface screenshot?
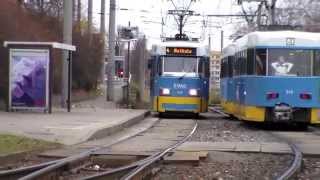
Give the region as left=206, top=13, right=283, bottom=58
left=107, top=0, right=116, bottom=101
left=88, top=0, right=93, bottom=36
left=101, top=0, right=106, bottom=84
left=62, top=0, right=73, bottom=107
left=220, top=30, right=224, bottom=52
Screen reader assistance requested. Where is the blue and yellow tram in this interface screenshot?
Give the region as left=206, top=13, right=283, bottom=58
left=221, top=31, right=320, bottom=125
left=150, top=38, right=210, bottom=116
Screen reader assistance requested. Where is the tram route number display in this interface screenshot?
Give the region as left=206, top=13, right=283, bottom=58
left=166, top=47, right=197, bottom=56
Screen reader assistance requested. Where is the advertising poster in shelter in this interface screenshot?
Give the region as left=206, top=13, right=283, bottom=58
left=9, top=49, right=49, bottom=110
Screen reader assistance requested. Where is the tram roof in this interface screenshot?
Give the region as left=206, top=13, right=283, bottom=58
left=152, top=40, right=209, bottom=56
left=236, top=31, right=320, bottom=51
left=222, top=44, right=236, bottom=58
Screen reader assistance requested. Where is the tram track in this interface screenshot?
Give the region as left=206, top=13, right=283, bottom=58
left=0, top=117, right=197, bottom=180
left=0, top=117, right=159, bottom=180
left=208, top=106, right=303, bottom=180
left=81, top=119, right=198, bottom=180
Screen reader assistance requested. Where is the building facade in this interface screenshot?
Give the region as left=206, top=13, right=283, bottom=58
left=210, top=51, right=221, bottom=91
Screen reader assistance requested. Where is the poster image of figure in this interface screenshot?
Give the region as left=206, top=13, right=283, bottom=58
left=9, top=49, right=49, bottom=110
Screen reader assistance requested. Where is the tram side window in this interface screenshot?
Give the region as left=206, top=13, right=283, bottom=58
left=158, top=57, right=163, bottom=75
left=234, top=53, right=240, bottom=76
left=255, top=49, right=266, bottom=75
left=198, top=59, right=208, bottom=78
left=198, top=59, right=204, bottom=77
left=205, top=58, right=210, bottom=78
left=268, top=49, right=311, bottom=76
left=221, top=58, right=228, bottom=78
left=150, top=56, right=155, bottom=77
left=314, top=50, right=320, bottom=76
left=247, top=49, right=254, bottom=75
left=228, top=56, right=234, bottom=77
left=239, top=51, right=247, bottom=75
left=220, top=58, right=225, bottom=78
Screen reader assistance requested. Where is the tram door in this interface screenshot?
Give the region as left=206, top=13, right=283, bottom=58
left=149, top=56, right=158, bottom=111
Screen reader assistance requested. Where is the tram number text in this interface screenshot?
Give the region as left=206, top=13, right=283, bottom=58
left=173, top=83, right=187, bottom=89
left=285, top=90, right=294, bottom=95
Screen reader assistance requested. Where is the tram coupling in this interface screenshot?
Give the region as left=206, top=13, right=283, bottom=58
left=274, top=104, right=293, bottom=121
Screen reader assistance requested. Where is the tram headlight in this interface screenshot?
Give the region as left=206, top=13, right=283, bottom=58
left=160, top=88, right=170, bottom=96
left=189, top=89, right=198, bottom=96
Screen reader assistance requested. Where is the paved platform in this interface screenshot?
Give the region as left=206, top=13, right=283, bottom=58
left=0, top=108, right=149, bottom=145
left=177, top=141, right=320, bottom=156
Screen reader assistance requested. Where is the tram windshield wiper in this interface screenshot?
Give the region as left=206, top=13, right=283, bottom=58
left=179, top=72, right=187, bottom=80
left=179, top=66, right=195, bottom=79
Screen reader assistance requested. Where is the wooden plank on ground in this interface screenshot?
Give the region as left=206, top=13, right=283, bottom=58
left=163, top=151, right=201, bottom=164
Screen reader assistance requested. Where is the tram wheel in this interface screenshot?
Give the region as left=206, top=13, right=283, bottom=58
left=194, top=113, right=200, bottom=119
left=296, top=123, right=308, bottom=130
left=159, top=112, right=164, bottom=118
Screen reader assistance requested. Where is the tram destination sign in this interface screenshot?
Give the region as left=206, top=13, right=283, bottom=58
left=166, top=47, right=197, bottom=56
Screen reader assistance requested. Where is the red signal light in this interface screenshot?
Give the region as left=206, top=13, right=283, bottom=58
left=266, top=92, right=279, bottom=100
left=300, top=93, right=312, bottom=100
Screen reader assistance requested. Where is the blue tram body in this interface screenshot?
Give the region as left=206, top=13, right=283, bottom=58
left=150, top=40, right=210, bottom=115
left=221, top=31, right=320, bottom=124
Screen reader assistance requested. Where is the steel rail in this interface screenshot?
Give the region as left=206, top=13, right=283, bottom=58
left=79, top=119, right=198, bottom=180
left=272, top=135, right=302, bottom=180
left=121, top=120, right=198, bottom=180
left=210, top=105, right=302, bottom=180
left=79, top=152, right=162, bottom=180
left=208, top=106, right=231, bottom=117
left=18, top=116, right=156, bottom=180
left=0, top=159, right=60, bottom=179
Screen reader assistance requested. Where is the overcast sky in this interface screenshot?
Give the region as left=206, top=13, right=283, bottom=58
left=89, top=0, right=248, bottom=51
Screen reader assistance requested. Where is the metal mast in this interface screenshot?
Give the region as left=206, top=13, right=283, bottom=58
left=62, top=0, right=73, bottom=108
left=107, top=0, right=116, bottom=101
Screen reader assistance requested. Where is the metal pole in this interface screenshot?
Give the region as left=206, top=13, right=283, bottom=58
left=67, top=51, right=72, bottom=112
left=88, top=0, right=93, bottom=35
left=77, top=0, right=81, bottom=23
left=100, top=0, right=106, bottom=84
left=208, top=35, right=211, bottom=51
left=62, top=0, right=73, bottom=108
left=107, top=0, right=116, bottom=101
left=179, top=15, right=183, bottom=35
left=127, top=41, right=130, bottom=107
left=220, top=30, right=224, bottom=52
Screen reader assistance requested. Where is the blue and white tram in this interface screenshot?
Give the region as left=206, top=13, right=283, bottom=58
left=221, top=31, right=320, bottom=125
left=149, top=38, right=210, bottom=116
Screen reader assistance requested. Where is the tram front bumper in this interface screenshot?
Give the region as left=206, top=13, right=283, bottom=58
left=157, top=96, right=202, bottom=113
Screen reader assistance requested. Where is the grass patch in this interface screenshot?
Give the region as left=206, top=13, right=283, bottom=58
left=0, top=134, right=60, bottom=156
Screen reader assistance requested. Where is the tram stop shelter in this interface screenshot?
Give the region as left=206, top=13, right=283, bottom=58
left=3, top=41, right=76, bottom=114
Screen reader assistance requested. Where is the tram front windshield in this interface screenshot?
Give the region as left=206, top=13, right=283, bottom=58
left=268, top=49, right=312, bottom=76
left=162, top=56, right=199, bottom=76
